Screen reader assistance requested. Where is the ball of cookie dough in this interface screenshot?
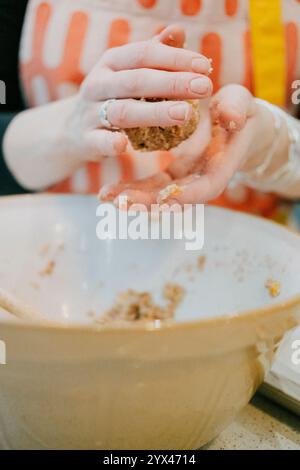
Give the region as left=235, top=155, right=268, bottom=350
left=124, top=100, right=200, bottom=152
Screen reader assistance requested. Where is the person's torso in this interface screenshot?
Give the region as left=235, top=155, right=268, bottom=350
left=18, top=0, right=300, bottom=220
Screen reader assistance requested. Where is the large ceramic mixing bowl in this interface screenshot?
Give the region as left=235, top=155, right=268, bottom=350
left=0, top=195, right=299, bottom=449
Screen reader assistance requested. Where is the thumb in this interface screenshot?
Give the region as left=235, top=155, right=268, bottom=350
left=210, top=84, right=256, bottom=132
left=156, top=24, right=186, bottom=48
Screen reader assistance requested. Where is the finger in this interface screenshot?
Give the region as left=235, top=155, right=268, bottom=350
left=85, top=130, right=128, bottom=160
left=156, top=24, right=186, bottom=48
left=114, top=189, right=158, bottom=209
left=85, top=69, right=213, bottom=101
left=162, top=121, right=255, bottom=204
left=103, top=41, right=211, bottom=74
left=105, top=99, right=192, bottom=129
left=99, top=172, right=171, bottom=201
left=210, top=84, right=256, bottom=131
left=192, top=124, right=228, bottom=172
left=167, top=105, right=211, bottom=179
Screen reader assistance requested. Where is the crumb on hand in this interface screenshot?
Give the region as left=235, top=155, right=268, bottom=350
left=158, top=184, right=184, bottom=203
left=265, top=279, right=281, bottom=298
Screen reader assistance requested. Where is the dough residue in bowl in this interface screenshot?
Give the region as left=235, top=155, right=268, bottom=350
left=96, top=283, right=185, bottom=325
left=39, top=260, right=56, bottom=277
left=265, top=279, right=281, bottom=298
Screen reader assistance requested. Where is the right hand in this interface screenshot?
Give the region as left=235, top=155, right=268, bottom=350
left=70, top=24, right=213, bottom=162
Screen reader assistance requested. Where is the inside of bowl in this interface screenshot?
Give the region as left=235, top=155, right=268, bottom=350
left=1, top=196, right=300, bottom=325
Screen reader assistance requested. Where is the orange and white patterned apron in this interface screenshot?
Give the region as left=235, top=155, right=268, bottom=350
left=19, top=0, right=300, bottom=218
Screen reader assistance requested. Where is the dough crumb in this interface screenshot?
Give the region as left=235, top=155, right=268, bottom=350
left=97, top=283, right=185, bottom=325
left=125, top=99, right=200, bottom=152
left=158, top=184, right=184, bottom=203
left=265, top=279, right=281, bottom=298
left=39, top=260, right=55, bottom=277
left=197, top=255, right=206, bottom=271
left=163, top=282, right=185, bottom=306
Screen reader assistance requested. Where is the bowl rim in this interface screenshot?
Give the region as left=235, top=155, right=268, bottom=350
left=0, top=193, right=300, bottom=335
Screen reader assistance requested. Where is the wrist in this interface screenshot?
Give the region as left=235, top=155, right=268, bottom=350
left=3, top=95, right=84, bottom=191
left=240, top=101, right=277, bottom=173
left=235, top=99, right=293, bottom=194
left=59, top=93, right=85, bottom=165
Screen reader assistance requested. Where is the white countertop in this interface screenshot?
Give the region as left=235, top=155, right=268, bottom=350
left=205, top=394, right=300, bottom=450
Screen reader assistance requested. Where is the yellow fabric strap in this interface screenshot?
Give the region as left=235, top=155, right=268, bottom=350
left=249, top=0, right=286, bottom=106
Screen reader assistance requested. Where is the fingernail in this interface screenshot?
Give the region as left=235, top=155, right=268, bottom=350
left=192, top=57, right=211, bottom=73
left=169, top=103, right=191, bottom=121
left=114, top=134, right=127, bottom=154
left=190, top=77, right=211, bottom=95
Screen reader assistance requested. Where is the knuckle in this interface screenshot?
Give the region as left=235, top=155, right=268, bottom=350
left=142, top=41, right=153, bottom=64
left=153, top=103, right=163, bottom=123
left=115, top=102, right=128, bottom=127
left=102, top=46, right=125, bottom=67
left=80, top=78, right=95, bottom=99
left=123, top=71, right=141, bottom=94
left=170, top=77, right=184, bottom=96
left=132, top=43, right=148, bottom=68
left=173, top=50, right=183, bottom=69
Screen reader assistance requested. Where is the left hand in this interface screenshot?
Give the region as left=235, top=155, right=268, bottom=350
left=100, top=84, right=274, bottom=207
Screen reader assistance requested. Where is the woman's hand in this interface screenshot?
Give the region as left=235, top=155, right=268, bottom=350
left=74, top=24, right=212, bottom=161
left=4, top=25, right=212, bottom=190
left=100, top=84, right=277, bottom=207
